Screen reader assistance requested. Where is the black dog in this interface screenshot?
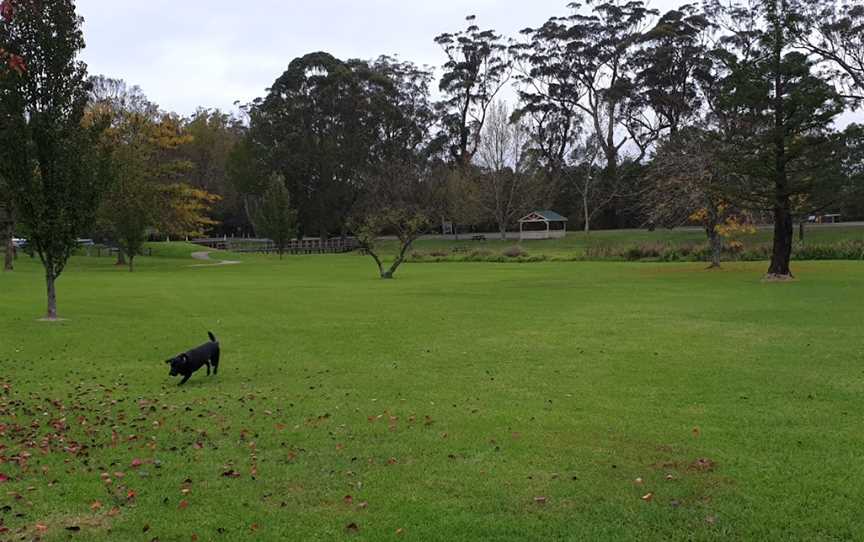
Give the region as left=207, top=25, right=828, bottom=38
left=165, top=332, right=220, bottom=386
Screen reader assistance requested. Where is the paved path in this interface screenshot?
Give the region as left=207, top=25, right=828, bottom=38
left=189, top=251, right=242, bottom=267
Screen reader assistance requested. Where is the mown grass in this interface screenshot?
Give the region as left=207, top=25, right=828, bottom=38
left=0, top=245, right=862, bottom=541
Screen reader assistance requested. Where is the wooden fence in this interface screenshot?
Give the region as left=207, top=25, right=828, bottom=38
left=191, top=237, right=360, bottom=255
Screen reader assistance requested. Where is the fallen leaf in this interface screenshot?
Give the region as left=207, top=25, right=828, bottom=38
left=108, top=507, right=121, bottom=517
left=35, top=523, right=48, bottom=533
left=692, top=427, right=701, bottom=438
left=179, top=500, right=189, bottom=510
left=222, top=469, right=241, bottom=478
left=90, top=500, right=102, bottom=511
left=343, top=495, right=353, bottom=505
left=66, top=526, right=81, bottom=532
left=131, top=458, right=143, bottom=468
left=396, top=528, right=405, bottom=536
left=0, top=474, right=8, bottom=483
left=346, top=522, right=360, bottom=533
left=534, top=496, right=547, bottom=504
left=634, top=477, right=644, bottom=485
left=641, top=493, right=654, bottom=502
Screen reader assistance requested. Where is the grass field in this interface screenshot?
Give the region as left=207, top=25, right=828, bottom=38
left=1, top=244, right=863, bottom=540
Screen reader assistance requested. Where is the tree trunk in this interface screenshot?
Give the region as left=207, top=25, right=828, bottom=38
left=128, top=255, right=135, bottom=273
left=798, top=221, right=805, bottom=242
left=116, top=249, right=126, bottom=266
left=499, top=223, right=507, bottom=241
left=768, top=202, right=794, bottom=277
left=767, top=5, right=793, bottom=280
left=707, top=229, right=722, bottom=269
left=583, top=194, right=591, bottom=234
left=45, top=271, right=58, bottom=320
left=3, top=230, right=12, bottom=272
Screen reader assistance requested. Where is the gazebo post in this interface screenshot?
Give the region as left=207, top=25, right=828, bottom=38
left=546, top=220, right=550, bottom=239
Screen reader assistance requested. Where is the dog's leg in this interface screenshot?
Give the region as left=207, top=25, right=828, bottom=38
left=206, top=360, right=211, bottom=376
left=178, top=374, right=191, bottom=386
left=212, top=350, right=220, bottom=375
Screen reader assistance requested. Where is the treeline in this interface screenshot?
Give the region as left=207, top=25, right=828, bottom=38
left=2, top=0, right=864, bottom=316
left=230, top=0, right=864, bottom=278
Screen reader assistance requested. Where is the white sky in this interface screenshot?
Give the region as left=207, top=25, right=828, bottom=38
left=76, top=0, right=686, bottom=115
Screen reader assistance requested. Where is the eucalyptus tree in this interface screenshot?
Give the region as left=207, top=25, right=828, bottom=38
left=631, top=4, right=712, bottom=139
left=798, top=1, right=864, bottom=103
left=518, top=1, right=657, bottom=181
left=435, top=15, right=511, bottom=167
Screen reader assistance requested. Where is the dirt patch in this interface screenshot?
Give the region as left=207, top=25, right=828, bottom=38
left=762, top=273, right=797, bottom=283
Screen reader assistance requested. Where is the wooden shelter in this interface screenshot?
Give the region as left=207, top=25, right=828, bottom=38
left=519, top=210, right=568, bottom=240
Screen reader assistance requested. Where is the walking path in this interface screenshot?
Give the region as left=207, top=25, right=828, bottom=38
left=189, top=251, right=242, bottom=267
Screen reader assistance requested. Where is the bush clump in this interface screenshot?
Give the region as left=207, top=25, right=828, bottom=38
left=502, top=245, right=528, bottom=258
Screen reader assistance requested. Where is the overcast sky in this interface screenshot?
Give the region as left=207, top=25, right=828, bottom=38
left=76, top=0, right=687, bottom=115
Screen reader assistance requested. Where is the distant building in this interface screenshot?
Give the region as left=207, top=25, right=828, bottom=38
left=519, top=210, right=568, bottom=240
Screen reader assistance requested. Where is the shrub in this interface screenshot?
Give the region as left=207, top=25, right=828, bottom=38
left=502, top=245, right=527, bottom=258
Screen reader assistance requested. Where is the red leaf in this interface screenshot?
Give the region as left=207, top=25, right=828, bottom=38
left=179, top=499, right=189, bottom=510
left=8, top=54, right=26, bottom=75
left=130, top=458, right=143, bottom=468
left=0, top=1, right=13, bottom=22
left=0, top=473, right=8, bottom=483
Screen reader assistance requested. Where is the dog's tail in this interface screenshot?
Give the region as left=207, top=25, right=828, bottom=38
left=208, top=331, right=217, bottom=343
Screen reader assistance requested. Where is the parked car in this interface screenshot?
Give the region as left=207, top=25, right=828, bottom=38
left=12, top=237, right=27, bottom=248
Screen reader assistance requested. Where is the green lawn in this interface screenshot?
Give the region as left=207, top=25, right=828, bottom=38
left=0, top=246, right=862, bottom=541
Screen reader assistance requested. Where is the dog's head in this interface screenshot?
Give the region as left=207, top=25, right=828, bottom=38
left=165, top=354, right=188, bottom=377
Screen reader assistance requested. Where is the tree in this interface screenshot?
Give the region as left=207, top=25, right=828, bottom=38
left=799, top=1, right=864, bottom=102
left=521, top=1, right=657, bottom=177
left=0, top=182, right=12, bottom=271
left=248, top=52, right=386, bottom=239
left=567, top=135, right=617, bottom=234
left=632, top=4, right=712, bottom=137
left=0, top=0, right=107, bottom=319
left=180, top=109, right=248, bottom=236
left=95, top=107, right=160, bottom=272
left=435, top=15, right=510, bottom=167
left=249, top=174, right=297, bottom=258
left=352, top=161, right=439, bottom=279
left=708, top=0, right=845, bottom=279
left=475, top=101, right=542, bottom=239
left=645, top=128, right=740, bottom=268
